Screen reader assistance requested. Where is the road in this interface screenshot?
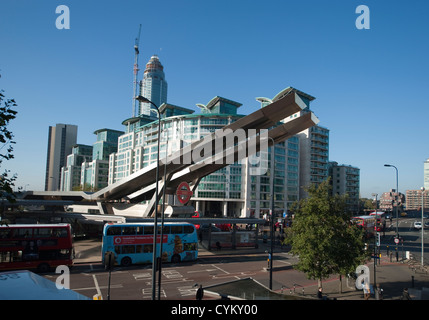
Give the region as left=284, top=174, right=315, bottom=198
left=47, top=245, right=301, bottom=300
left=42, top=221, right=429, bottom=300
left=380, top=216, right=429, bottom=264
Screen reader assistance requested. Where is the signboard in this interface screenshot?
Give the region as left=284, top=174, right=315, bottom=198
left=113, top=235, right=168, bottom=245
left=176, top=182, right=193, bottom=204
left=394, top=237, right=399, bottom=244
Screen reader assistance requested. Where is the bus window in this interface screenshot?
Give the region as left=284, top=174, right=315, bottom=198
left=143, top=244, right=153, bottom=253
left=136, top=226, right=144, bottom=235
left=34, top=228, right=53, bottom=238
left=122, top=246, right=135, bottom=254
left=171, top=225, right=182, bottom=234
left=183, top=225, right=195, bottom=234
left=57, top=228, right=68, bottom=238
left=0, top=229, right=10, bottom=239
left=0, top=252, right=9, bottom=263
left=11, top=251, right=23, bottom=262
left=107, top=226, right=122, bottom=236
left=12, top=228, right=32, bottom=238
left=163, top=226, right=171, bottom=234
left=123, top=227, right=136, bottom=235
left=144, top=226, right=154, bottom=235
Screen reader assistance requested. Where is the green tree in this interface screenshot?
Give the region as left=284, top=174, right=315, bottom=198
left=0, top=84, right=18, bottom=225
left=286, top=179, right=367, bottom=289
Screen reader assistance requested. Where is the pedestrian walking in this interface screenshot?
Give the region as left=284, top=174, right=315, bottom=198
left=196, top=285, right=204, bottom=300
left=363, top=282, right=371, bottom=300
left=317, top=287, right=323, bottom=300
left=401, top=288, right=411, bottom=300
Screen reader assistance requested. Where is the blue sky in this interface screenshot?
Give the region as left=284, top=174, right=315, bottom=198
left=0, top=0, right=428, bottom=198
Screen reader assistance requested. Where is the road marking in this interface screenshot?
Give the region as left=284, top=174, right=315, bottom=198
left=211, top=264, right=230, bottom=274
left=162, top=270, right=183, bottom=279
left=177, top=285, right=197, bottom=297
left=142, top=288, right=166, bottom=299
left=133, top=272, right=152, bottom=280
left=92, top=274, right=102, bottom=297
left=187, top=269, right=218, bottom=273
left=73, top=284, right=123, bottom=291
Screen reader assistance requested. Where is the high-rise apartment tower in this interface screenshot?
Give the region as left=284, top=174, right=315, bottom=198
left=45, top=123, right=78, bottom=191
left=139, top=55, right=168, bottom=116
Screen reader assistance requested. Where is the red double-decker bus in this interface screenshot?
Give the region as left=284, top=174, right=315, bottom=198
left=352, top=216, right=376, bottom=238
left=0, top=224, right=74, bottom=272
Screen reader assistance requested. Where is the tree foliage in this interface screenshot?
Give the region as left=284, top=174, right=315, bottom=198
left=0, top=86, right=18, bottom=204
left=286, top=179, right=367, bottom=287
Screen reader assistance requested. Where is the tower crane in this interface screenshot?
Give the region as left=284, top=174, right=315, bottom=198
left=132, top=24, right=142, bottom=117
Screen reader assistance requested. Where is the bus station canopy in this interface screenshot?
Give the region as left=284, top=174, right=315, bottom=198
left=20, top=92, right=319, bottom=217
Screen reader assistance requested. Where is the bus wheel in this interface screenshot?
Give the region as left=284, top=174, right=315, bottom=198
left=37, top=263, right=50, bottom=273
left=171, top=254, right=181, bottom=263
left=121, top=256, right=132, bottom=267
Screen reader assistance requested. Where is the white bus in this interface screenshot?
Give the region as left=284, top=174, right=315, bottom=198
left=101, top=222, right=198, bottom=267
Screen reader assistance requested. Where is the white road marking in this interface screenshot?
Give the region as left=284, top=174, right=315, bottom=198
left=92, top=274, right=102, bottom=297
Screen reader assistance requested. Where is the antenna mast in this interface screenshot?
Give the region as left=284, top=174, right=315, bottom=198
left=132, top=24, right=142, bottom=117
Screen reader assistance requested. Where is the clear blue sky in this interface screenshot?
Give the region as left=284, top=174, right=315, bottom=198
left=0, top=0, right=428, bottom=198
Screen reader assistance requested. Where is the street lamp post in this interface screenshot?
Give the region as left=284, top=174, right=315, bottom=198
left=157, top=127, right=169, bottom=300
left=267, top=136, right=275, bottom=290
left=371, top=193, right=378, bottom=291
left=421, top=187, right=425, bottom=266
left=135, top=96, right=161, bottom=300
left=384, top=164, right=399, bottom=260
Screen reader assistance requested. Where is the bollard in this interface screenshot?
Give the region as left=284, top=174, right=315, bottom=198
left=411, top=275, right=415, bottom=288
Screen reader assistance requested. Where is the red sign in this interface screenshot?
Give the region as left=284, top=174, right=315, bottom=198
left=176, top=181, right=193, bottom=204
left=113, top=235, right=167, bottom=245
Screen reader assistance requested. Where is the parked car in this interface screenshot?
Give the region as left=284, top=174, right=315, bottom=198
left=414, top=221, right=422, bottom=230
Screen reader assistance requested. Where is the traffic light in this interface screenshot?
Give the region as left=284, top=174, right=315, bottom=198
left=104, top=251, right=115, bottom=271
left=376, top=232, right=381, bottom=247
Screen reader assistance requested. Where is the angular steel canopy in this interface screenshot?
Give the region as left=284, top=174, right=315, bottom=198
left=95, top=92, right=313, bottom=200
left=22, top=92, right=319, bottom=217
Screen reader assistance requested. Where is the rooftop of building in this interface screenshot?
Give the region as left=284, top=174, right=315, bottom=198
left=203, top=96, right=242, bottom=110
left=273, top=87, right=316, bottom=102
left=93, top=128, right=125, bottom=135
left=144, top=54, right=164, bottom=72
left=159, top=102, right=195, bottom=115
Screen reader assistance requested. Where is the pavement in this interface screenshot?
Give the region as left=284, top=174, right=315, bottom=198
left=73, top=238, right=429, bottom=300
left=198, top=241, right=429, bottom=300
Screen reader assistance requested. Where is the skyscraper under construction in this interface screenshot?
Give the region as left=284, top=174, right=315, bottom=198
left=138, top=55, right=168, bottom=116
